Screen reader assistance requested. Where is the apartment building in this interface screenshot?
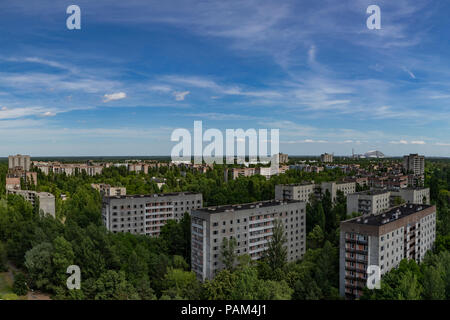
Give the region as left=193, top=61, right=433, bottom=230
left=390, top=188, right=430, bottom=205
left=8, top=154, right=31, bottom=171
left=403, top=154, right=425, bottom=176
left=275, top=182, right=315, bottom=203
left=191, top=200, right=307, bottom=280
left=231, top=167, right=256, bottom=180
left=320, top=181, right=356, bottom=201
left=320, top=153, right=334, bottom=163
left=279, top=153, right=289, bottom=164
left=7, top=189, right=56, bottom=217
left=5, top=177, right=21, bottom=190
left=91, top=183, right=126, bottom=196
left=102, top=192, right=203, bottom=237
left=33, top=161, right=105, bottom=176
left=339, top=204, right=436, bottom=299
left=346, top=190, right=391, bottom=216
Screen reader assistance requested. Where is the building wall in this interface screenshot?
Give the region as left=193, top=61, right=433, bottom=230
left=339, top=205, right=436, bottom=299
left=275, top=184, right=315, bottom=203
left=102, top=192, right=203, bottom=237
left=191, top=200, right=306, bottom=280
left=8, top=155, right=31, bottom=171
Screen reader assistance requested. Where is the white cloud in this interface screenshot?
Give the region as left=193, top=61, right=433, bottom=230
left=103, top=92, right=127, bottom=103
left=411, top=140, right=425, bottom=145
left=173, top=91, right=190, bottom=101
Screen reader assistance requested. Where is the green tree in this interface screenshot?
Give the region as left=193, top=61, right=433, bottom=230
left=266, top=219, right=287, bottom=271
left=221, top=237, right=237, bottom=271
left=12, top=272, right=28, bottom=296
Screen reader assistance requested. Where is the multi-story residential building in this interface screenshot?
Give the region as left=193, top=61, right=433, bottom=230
left=5, top=177, right=21, bottom=190
left=231, top=167, right=256, bottom=180
left=320, top=153, right=334, bottom=163
left=320, top=181, right=356, bottom=201
left=191, top=199, right=306, bottom=280
left=33, top=161, right=106, bottom=176
left=91, top=183, right=126, bottom=196
left=390, top=188, right=430, bottom=205
left=276, top=181, right=355, bottom=203
left=8, top=154, right=31, bottom=171
left=102, top=192, right=203, bottom=237
left=403, top=154, right=425, bottom=176
left=339, top=204, right=436, bottom=299
left=344, top=177, right=369, bottom=187
left=279, top=153, right=289, bottom=164
left=275, top=183, right=315, bottom=203
left=347, top=190, right=391, bottom=216
left=7, top=189, right=55, bottom=217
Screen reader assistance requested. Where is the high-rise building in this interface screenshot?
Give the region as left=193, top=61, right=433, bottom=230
left=279, top=153, right=289, bottom=164
left=320, top=153, right=334, bottom=163
left=339, top=204, right=436, bottom=299
left=102, top=192, right=203, bottom=237
left=8, top=154, right=31, bottom=171
left=191, top=200, right=306, bottom=280
left=403, top=154, right=425, bottom=176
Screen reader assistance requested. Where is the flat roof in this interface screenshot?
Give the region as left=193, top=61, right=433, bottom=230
left=106, top=191, right=201, bottom=199
left=196, top=199, right=302, bottom=214
left=350, top=190, right=390, bottom=196
left=346, top=204, right=433, bottom=226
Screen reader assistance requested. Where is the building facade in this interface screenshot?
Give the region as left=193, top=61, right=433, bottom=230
left=403, top=154, right=425, bottom=176
left=91, top=183, right=127, bottom=196
left=8, top=154, right=31, bottom=171
left=191, top=200, right=306, bottom=280
left=390, top=188, right=430, bottom=205
left=7, top=189, right=55, bottom=217
left=275, top=183, right=315, bottom=203
left=320, top=153, right=334, bottom=163
left=347, top=190, right=391, bottom=216
left=339, top=204, right=436, bottom=299
left=102, top=192, right=203, bottom=237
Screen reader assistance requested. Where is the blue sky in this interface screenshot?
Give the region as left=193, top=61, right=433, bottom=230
left=0, top=0, right=449, bottom=157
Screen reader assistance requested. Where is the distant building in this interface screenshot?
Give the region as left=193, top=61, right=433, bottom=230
left=91, top=183, right=126, bottom=196
left=320, top=181, right=356, bottom=201
left=8, top=154, right=31, bottom=171
left=340, top=204, right=436, bottom=299
left=347, top=190, right=391, bottom=216
left=275, top=183, right=315, bottom=203
left=279, top=153, right=289, bottom=164
left=191, top=200, right=306, bottom=280
left=5, top=177, right=21, bottom=190
left=403, top=154, right=425, bottom=176
left=320, top=153, right=334, bottom=163
left=33, top=161, right=106, bottom=176
left=102, top=192, right=203, bottom=237
left=7, top=189, right=55, bottom=217
left=390, top=188, right=430, bottom=206
left=276, top=181, right=356, bottom=203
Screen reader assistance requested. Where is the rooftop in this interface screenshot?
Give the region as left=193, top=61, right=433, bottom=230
left=350, top=190, right=390, bottom=196
left=346, top=204, right=434, bottom=226
left=107, top=191, right=201, bottom=199
left=196, top=199, right=302, bottom=214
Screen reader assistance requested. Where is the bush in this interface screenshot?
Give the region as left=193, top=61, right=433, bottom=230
left=13, top=273, right=28, bottom=296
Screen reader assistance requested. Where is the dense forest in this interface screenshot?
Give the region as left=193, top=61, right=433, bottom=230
left=0, top=159, right=449, bottom=300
